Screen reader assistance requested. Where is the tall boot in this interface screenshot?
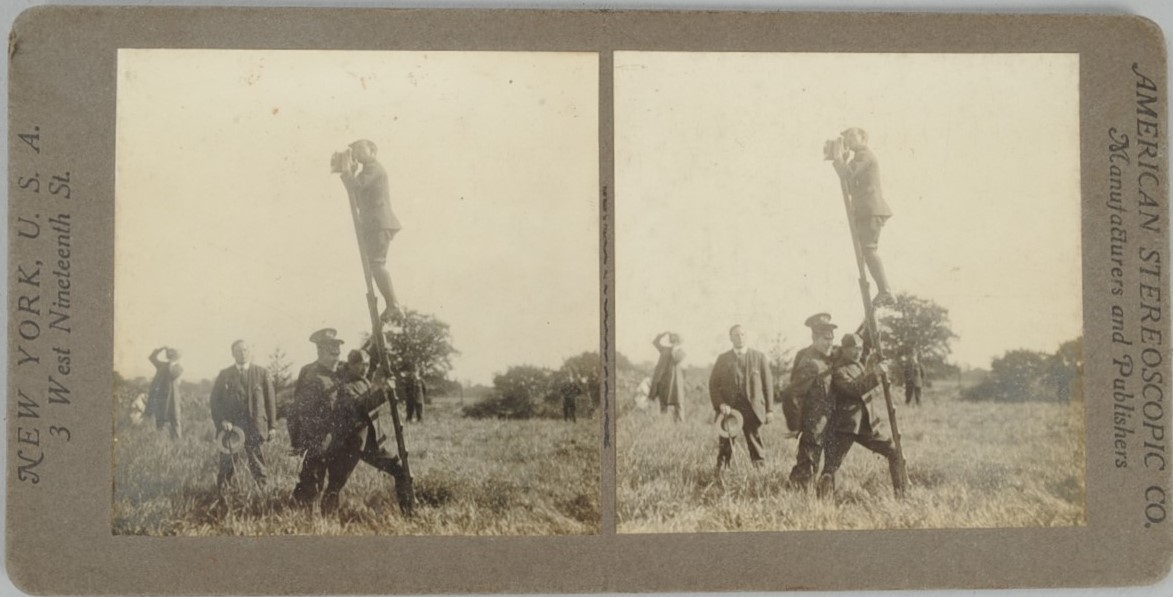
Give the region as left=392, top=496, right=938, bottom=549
left=864, top=249, right=894, bottom=306
left=816, top=473, right=836, bottom=498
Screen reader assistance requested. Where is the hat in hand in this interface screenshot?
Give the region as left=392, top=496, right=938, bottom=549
left=215, top=426, right=246, bottom=455
left=715, top=409, right=744, bottom=439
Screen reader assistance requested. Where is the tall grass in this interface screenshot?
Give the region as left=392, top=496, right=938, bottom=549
left=114, top=395, right=600, bottom=536
left=617, top=378, right=1086, bottom=533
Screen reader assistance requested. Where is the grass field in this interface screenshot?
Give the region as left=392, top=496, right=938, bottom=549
left=114, top=395, right=600, bottom=536
left=617, top=377, right=1086, bottom=533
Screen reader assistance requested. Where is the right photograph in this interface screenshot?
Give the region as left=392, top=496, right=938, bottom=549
left=615, top=52, right=1085, bottom=533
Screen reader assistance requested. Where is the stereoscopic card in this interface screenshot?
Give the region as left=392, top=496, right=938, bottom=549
left=5, top=6, right=1172, bottom=594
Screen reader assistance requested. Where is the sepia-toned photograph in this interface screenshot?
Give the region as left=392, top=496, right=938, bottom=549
left=615, top=52, right=1085, bottom=533
left=112, top=49, right=600, bottom=536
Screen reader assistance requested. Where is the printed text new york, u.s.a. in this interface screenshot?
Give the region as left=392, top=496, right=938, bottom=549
left=12, top=125, right=76, bottom=486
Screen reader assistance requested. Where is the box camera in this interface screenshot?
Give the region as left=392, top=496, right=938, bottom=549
left=330, top=148, right=352, bottom=174
left=822, top=136, right=844, bottom=161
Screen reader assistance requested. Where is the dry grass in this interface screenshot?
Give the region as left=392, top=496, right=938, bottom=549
left=617, top=379, right=1086, bottom=533
left=114, top=395, right=600, bottom=536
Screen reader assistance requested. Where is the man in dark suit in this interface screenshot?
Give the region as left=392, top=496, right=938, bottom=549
left=709, top=324, right=774, bottom=468
left=209, top=339, right=276, bottom=489
left=818, top=333, right=905, bottom=497
left=833, top=127, right=895, bottom=306
left=341, top=139, right=404, bottom=324
left=786, top=313, right=839, bottom=488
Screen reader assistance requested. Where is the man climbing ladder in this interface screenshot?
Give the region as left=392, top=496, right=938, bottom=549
left=333, top=139, right=415, bottom=515
left=827, top=128, right=910, bottom=498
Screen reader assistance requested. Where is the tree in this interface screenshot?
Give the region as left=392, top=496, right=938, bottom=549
left=266, top=347, right=294, bottom=394
left=463, top=365, right=554, bottom=419
left=1045, top=337, right=1083, bottom=402
left=373, top=309, right=460, bottom=382
left=766, top=333, right=794, bottom=389
left=962, top=337, right=1082, bottom=402
left=879, top=293, right=958, bottom=375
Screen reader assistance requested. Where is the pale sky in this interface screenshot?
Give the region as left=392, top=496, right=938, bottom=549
left=115, top=50, right=599, bottom=384
left=616, top=52, right=1082, bottom=369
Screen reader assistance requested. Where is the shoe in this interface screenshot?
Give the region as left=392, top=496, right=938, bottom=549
left=816, top=473, right=835, bottom=498
left=380, top=304, right=405, bottom=324
left=873, top=291, right=895, bottom=308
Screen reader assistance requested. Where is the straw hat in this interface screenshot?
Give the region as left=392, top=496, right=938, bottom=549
left=715, top=410, right=744, bottom=439
left=214, top=426, right=246, bottom=454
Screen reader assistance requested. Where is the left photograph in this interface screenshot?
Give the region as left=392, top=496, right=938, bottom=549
left=112, top=50, right=600, bottom=536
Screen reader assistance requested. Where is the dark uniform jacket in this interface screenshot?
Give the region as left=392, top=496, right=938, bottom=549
left=334, top=374, right=392, bottom=454
left=830, top=359, right=888, bottom=437
left=784, top=346, right=834, bottom=433
left=289, top=362, right=340, bottom=454
left=843, top=148, right=892, bottom=219
left=709, top=348, right=774, bottom=425
left=350, top=161, right=402, bottom=233
left=210, top=364, right=276, bottom=440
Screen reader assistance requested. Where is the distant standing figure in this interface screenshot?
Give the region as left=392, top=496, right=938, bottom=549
left=650, top=331, right=686, bottom=422
left=903, top=353, right=926, bottom=406
left=832, top=127, right=895, bottom=307
left=340, top=139, right=404, bottom=324
left=209, top=340, right=276, bottom=489
left=708, top=325, right=774, bottom=468
left=403, top=369, right=427, bottom=423
left=561, top=380, right=579, bottom=423
left=145, top=346, right=183, bottom=439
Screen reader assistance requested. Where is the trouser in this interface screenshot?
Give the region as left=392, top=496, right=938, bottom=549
left=563, top=401, right=576, bottom=422
left=320, top=440, right=407, bottom=515
left=717, top=416, right=764, bottom=468
left=659, top=402, right=681, bottom=422
left=156, top=416, right=181, bottom=439
left=292, top=451, right=329, bottom=505
left=905, top=384, right=922, bottom=405
left=218, top=439, right=266, bottom=488
left=821, top=430, right=897, bottom=477
left=406, top=399, right=423, bottom=422
left=789, top=407, right=832, bottom=486
left=857, top=216, right=891, bottom=294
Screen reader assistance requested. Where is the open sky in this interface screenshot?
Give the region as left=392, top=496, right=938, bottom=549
left=616, top=52, right=1082, bottom=369
left=115, top=50, right=599, bottom=384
